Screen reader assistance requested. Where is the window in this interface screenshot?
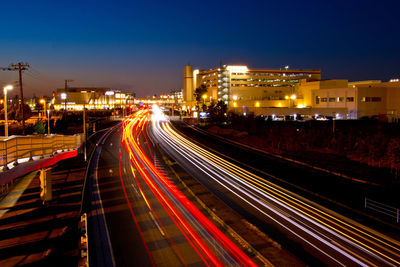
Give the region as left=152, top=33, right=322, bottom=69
left=346, top=97, right=354, bottom=102
left=371, top=97, right=382, bottom=102
left=337, top=97, right=344, bottom=102
left=329, top=98, right=336, bottom=102
left=315, top=96, right=320, bottom=104
left=321, top=98, right=327, bottom=102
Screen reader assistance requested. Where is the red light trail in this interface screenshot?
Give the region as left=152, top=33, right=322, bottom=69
left=120, top=108, right=257, bottom=266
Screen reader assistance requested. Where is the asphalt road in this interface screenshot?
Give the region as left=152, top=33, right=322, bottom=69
left=84, top=110, right=400, bottom=266
left=86, top=125, right=154, bottom=266
left=173, top=120, right=400, bottom=234
left=87, top=112, right=260, bottom=266
left=150, top=117, right=400, bottom=266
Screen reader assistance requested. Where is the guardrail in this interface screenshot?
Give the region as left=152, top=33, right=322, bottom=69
left=0, top=134, right=83, bottom=171
left=365, top=197, right=399, bottom=223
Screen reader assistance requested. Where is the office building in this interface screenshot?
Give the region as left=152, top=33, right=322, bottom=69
left=183, top=65, right=321, bottom=111
left=53, top=87, right=133, bottom=111
left=298, top=79, right=400, bottom=120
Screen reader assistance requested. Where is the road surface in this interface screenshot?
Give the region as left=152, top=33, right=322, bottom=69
left=149, top=106, right=400, bottom=266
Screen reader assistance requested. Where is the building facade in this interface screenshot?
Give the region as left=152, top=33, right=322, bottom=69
left=305, top=80, right=400, bottom=120
left=53, top=87, right=133, bottom=111
left=183, top=64, right=400, bottom=120
left=183, top=65, right=321, bottom=111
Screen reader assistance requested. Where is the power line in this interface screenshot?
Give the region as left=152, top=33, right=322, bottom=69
left=29, top=67, right=61, bottom=84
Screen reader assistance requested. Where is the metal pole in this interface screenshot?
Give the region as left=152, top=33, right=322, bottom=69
left=47, top=106, right=50, bottom=135
left=4, top=88, right=8, bottom=137
left=64, top=80, right=67, bottom=112
left=2, top=140, right=8, bottom=171
left=41, top=136, right=44, bottom=159
left=83, top=103, right=87, bottom=161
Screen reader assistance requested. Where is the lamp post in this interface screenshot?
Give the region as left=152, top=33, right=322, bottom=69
left=40, top=99, right=46, bottom=119
left=290, top=94, right=296, bottom=108
left=202, top=94, right=207, bottom=112
left=3, top=85, right=13, bottom=137
left=40, top=99, right=51, bottom=135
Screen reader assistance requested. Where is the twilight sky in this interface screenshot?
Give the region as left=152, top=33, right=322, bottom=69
left=0, top=0, right=399, bottom=97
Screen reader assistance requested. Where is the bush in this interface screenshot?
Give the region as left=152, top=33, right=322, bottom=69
left=33, top=120, right=46, bottom=134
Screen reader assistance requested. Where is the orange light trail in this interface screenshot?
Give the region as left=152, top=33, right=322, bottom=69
left=121, top=108, right=257, bottom=267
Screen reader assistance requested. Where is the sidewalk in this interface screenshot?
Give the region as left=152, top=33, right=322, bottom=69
left=0, top=154, right=87, bottom=266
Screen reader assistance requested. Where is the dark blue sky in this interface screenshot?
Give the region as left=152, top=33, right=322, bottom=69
left=1, top=0, right=399, bottom=97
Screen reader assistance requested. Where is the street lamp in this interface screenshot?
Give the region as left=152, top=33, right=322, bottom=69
left=40, top=99, right=46, bottom=118
left=3, top=85, right=13, bottom=137
left=40, top=99, right=50, bottom=135
left=202, top=94, right=207, bottom=104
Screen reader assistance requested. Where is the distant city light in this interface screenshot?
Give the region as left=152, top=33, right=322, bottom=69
left=61, top=93, right=67, bottom=100
left=105, top=91, right=115, bottom=96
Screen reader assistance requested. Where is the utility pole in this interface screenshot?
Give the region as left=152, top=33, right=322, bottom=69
left=3, top=63, right=30, bottom=135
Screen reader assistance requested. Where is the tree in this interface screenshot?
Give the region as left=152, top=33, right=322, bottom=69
left=193, top=84, right=208, bottom=110
left=33, top=120, right=46, bottom=134
left=387, top=137, right=400, bottom=177
left=207, top=100, right=227, bottom=123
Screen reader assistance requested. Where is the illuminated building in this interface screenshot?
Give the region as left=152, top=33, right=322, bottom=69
left=53, top=87, right=133, bottom=111
left=184, top=64, right=400, bottom=120
left=299, top=79, right=400, bottom=120
left=183, top=64, right=321, bottom=111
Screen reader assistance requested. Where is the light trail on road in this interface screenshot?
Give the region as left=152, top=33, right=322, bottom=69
left=121, top=108, right=258, bottom=266
left=149, top=106, right=400, bottom=266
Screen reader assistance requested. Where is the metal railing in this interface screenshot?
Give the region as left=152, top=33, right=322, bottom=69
left=365, top=197, right=399, bottom=223
left=0, top=134, right=83, bottom=170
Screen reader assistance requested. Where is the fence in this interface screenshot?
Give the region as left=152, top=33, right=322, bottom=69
left=0, top=134, right=83, bottom=170
left=365, top=197, right=399, bottom=223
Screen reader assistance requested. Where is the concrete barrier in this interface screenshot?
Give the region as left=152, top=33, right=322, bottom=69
left=0, top=134, right=83, bottom=171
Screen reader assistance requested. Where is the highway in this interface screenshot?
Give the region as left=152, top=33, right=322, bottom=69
left=87, top=109, right=261, bottom=266
left=149, top=106, right=400, bottom=266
